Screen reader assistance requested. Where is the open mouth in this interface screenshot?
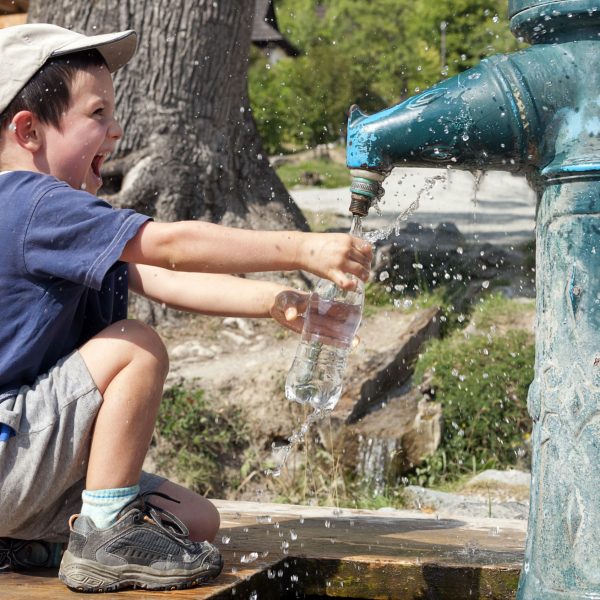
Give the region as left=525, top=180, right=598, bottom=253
left=91, top=152, right=109, bottom=180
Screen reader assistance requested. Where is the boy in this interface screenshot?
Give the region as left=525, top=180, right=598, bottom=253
left=0, top=24, right=372, bottom=592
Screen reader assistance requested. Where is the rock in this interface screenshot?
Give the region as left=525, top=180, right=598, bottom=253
left=310, top=307, right=443, bottom=487
left=170, top=340, right=215, bottom=360
left=372, top=221, right=523, bottom=291
left=334, top=306, right=442, bottom=423
left=223, top=317, right=255, bottom=336
left=403, top=485, right=530, bottom=520
left=343, top=389, right=442, bottom=491
left=466, top=469, right=530, bottom=490
left=221, top=330, right=252, bottom=346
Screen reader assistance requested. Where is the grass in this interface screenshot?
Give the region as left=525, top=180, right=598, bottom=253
left=154, top=384, right=251, bottom=497
left=301, top=208, right=348, bottom=233
left=469, top=292, right=535, bottom=332
left=275, top=157, right=351, bottom=189
left=410, top=326, right=534, bottom=487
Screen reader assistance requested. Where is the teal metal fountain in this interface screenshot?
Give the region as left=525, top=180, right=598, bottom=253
left=346, top=2, right=600, bottom=598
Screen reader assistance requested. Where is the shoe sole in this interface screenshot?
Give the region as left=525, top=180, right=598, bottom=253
left=58, top=550, right=224, bottom=593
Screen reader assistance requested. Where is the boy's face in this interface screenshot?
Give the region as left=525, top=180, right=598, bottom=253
left=40, top=64, right=122, bottom=195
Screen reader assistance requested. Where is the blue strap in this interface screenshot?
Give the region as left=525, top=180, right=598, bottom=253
left=0, top=423, right=15, bottom=442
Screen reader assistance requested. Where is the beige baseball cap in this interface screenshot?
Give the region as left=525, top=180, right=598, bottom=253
left=0, top=23, right=137, bottom=114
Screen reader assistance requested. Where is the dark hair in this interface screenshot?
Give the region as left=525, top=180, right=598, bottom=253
left=1, top=49, right=107, bottom=130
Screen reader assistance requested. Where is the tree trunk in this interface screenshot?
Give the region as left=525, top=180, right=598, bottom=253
left=27, top=0, right=308, bottom=231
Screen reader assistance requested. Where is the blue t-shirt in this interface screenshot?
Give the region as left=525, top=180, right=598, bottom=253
left=0, top=171, right=151, bottom=437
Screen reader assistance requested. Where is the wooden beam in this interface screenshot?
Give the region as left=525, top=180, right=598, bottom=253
left=1, top=500, right=526, bottom=599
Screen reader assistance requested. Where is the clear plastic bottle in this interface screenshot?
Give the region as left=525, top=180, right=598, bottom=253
left=285, top=217, right=365, bottom=411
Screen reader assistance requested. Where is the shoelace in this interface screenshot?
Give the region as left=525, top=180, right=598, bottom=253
left=0, top=538, right=55, bottom=570
left=127, top=491, right=197, bottom=550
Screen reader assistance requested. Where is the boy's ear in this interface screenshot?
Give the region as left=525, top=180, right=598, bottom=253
left=9, top=110, right=44, bottom=152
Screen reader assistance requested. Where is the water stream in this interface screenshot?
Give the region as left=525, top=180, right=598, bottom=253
left=268, top=170, right=485, bottom=480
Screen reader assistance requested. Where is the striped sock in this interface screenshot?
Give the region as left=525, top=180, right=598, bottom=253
left=80, top=484, right=140, bottom=529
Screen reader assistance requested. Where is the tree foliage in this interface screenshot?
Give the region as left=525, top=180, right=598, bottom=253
left=250, top=0, right=522, bottom=153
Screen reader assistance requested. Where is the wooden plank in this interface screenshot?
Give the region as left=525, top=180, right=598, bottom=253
left=0, top=500, right=526, bottom=599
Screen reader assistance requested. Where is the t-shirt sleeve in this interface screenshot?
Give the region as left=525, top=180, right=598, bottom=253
left=23, top=182, right=151, bottom=291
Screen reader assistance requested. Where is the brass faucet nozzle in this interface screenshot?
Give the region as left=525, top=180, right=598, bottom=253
left=349, top=169, right=386, bottom=216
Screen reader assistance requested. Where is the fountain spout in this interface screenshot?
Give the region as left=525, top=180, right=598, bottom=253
left=346, top=2, right=600, bottom=599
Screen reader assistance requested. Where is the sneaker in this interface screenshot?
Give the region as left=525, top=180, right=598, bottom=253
left=0, top=538, right=63, bottom=570
left=58, top=491, right=223, bottom=592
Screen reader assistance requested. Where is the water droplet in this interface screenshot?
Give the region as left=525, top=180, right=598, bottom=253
left=256, top=515, right=272, bottom=524
left=240, top=552, right=259, bottom=563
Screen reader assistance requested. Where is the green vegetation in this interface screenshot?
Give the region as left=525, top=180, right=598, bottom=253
left=155, top=385, right=250, bottom=497
left=275, top=157, right=350, bottom=189
left=410, top=326, right=534, bottom=487
left=249, top=0, right=522, bottom=153
left=364, top=287, right=534, bottom=488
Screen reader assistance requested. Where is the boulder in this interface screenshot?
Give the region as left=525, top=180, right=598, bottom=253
left=334, top=306, right=442, bottom=423
left=315, top=307, right=443, bottom=486
left=402, top=485, right=530, bottom=520
left=343, top=388, right=442, bottom=491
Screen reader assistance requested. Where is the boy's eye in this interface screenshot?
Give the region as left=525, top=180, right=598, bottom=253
left=93, top=107, right=104, bottom=115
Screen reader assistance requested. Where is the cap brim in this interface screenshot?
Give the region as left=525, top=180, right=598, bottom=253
left=51, top=30, right=137, bottom=72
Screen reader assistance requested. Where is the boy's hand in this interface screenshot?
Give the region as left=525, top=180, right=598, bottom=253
left=299, top=233, right=373, bottom=290
left=270, top=290, right=310, bottom=334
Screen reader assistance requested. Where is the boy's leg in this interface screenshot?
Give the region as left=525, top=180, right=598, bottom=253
left=153, top=480, right=221, bottom=543
left=77, top=319, right=220, bottom=540
left=58, top=319, right=222, bottom=592
left=78, top=319, right=168, bottom=490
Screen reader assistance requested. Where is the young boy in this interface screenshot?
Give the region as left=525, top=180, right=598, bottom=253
left=0, top=24, right=372, bottom=592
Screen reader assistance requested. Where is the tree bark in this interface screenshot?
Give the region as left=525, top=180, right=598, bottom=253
left=28, top=0, right=308, bottom=231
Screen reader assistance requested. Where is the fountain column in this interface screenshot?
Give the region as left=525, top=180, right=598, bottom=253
left=345, top=2, right=600, bottom=597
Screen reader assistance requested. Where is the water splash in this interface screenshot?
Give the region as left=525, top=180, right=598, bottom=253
left=264, top=407, right=327, bottom=477
left=364, top=174, right=447, bottom=244
left=240, top=552, right=259, bottom=564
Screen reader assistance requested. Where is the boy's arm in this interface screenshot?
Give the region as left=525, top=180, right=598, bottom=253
left=128, top=263, right=304, bottom=321
left=120, top=221, right=372, bottom=290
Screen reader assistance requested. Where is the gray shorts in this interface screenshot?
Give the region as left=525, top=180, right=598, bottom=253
left=0, top=351, right=165, bottom=543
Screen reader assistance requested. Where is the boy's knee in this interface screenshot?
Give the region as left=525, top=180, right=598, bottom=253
left=80, top=319, right=169, bottom=391
left=114, top=320, right=169, bottom=368
left=118, top=319, right=169, bottom=379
